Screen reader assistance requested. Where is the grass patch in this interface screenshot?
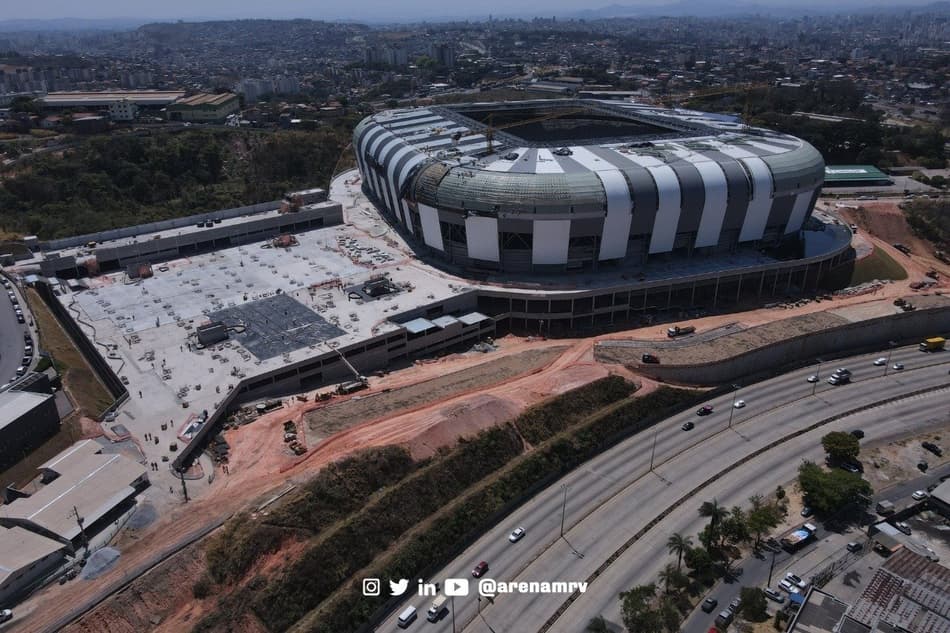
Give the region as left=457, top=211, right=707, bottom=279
left=25, top=287, right=113, bottom=417
left=28, top=129, right=58, bottom=138
left=822, top=246, right=907, bottom=289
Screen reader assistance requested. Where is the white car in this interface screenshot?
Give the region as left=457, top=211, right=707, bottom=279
left=892, top=363, right=904, bottom=371
left=509, top=527, right=526, bottom=542
left=873, top=357, right=887, bottom=366
left=912, top=490, right=928, bottom=501
left=733, top=400, right=746, bottom=409
left=0, top=608, right=11, bottom=623
left=778, top=579, right=800, bottom=594
left=807, top=374, right=819, bottom=383
left=785, top=573, right=807, bottom=589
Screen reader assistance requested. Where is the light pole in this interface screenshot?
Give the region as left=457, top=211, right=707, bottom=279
left=884, top=347, right=893, bottom=376
left=560, top=484, right=569, bottom=537
left=766, top=548, right=777, bottom=586
left=451, top=595, right=456, bottom=633
left=728, top=384, right=740, bottom=429
left=812, top=358, right=823, bottom=396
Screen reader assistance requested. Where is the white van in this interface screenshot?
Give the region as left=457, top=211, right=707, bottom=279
left=397, top=605, right=417, bottom=629
left=427, top=595, right=448, bottom=622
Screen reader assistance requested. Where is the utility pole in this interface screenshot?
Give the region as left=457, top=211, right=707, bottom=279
left=812, top=358, right=823, bottom=396
left=560, top=484, right=568, bottom=537
left=884, top=348, right=893, bottom=376
left=179, top=469, right=189, bottom=503
left=71, top=505, right=89, bottom=557
left=728, top=384, right=740, bottom=429
left=767, top=548, right=777, bottom=586
left=451, top=595, right=456, bottom=633
left=649, top=427, right=659, bottom=471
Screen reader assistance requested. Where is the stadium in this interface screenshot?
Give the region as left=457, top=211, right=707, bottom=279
left=354, top=99, right=826, bottom=273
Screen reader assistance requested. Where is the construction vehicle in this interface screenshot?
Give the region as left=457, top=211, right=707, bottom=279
left=667, top=325, right=696, bottom=338
left=333, top=347, right=368, bottom=394
left=919, top=337, right=946, bottom=352
left=779, top=523, right=817, bottom=551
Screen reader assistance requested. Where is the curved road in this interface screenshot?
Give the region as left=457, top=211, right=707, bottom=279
left=375, top=346, right=950, bottom=633
left=0, top=278, right=34, bottom=388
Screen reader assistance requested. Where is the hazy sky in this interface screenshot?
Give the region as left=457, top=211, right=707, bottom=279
left=2, top=0, right=939, bottom=23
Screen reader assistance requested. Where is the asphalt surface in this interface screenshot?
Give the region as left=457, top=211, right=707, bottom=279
left=0, top=279, right=33, bottom=388
left=372, top=345, right=950, bottom=633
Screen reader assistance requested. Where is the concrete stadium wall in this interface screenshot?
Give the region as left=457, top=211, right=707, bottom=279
left=40, top=199, right=283, bottom=252
left=632, top=305, right=950, bottom=386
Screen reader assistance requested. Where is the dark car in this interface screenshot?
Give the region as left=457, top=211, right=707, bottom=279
left=922, top=442, right=943, bottom=457
left=701, top=598, right=718, bottom=613
left=641, top=353, right=660, bottom=364
left=839, top=461, right=861, bottom=474
left=472, top=561, right=489, bottom=578
left=682, top=421, right=695, bottom=431
left=697, top=406, right=714, bottom=416
left=851, top=430, right=865, bottom=439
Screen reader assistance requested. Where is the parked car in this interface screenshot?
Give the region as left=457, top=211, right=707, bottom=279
left=922, top=442, right=943, bottom=457
left=912, top=490, right=928, bottom=501
left=509, top=527, right=526, bottom=543
left=895, top=522, right=912, bottom=535
left=846, top=541, right=863, bottom=553
left=785, top=573, right=807, bottom=589
left=778, top=579, right=800, bottom=594
left=696, top=405, right=714, bottom=416
left=764, top=588, right=785, bottom=603
left=728, top=597, right=741, bottom=613
left=472, top=561, right=489, bottom=578
left=682, top=421, right=695, bottom=431
left=641, top=353, right=660, bottom=364
left=0, top=608, right=11, bottom=623
left=851, top=429, right=865, bottom=439
left=701, top=598, right=718, bottom=613
left=839, top=461, right=861, bottom=473
left=801, top=506, right=813, bottom=518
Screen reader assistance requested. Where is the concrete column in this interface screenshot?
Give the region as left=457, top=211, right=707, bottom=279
left=758, top=271, right=766, bottom=296
left=690, top=282, right=696, bottom=306
left=736, top=273, right=743, bottom=302
left=713, top=275, right=720, bottom=308
left=772, top=271, right=779, bottom=295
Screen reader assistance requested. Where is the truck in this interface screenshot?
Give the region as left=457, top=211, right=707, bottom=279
left=426, top=595, right=448, bottom=622
left=779, top=522, right=817, bottom=551
left=876, top=500, right=895, bottom=515
left=667, top=325, right=696, bottom=338
left=919, top=337, right=946, bottom=352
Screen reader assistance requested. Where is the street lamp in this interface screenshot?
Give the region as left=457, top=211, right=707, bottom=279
left=728, top=384, right=740, bottom=429
left=560, top=484, right=569, bottom=537
left=812, top=358, right=823, bottom=396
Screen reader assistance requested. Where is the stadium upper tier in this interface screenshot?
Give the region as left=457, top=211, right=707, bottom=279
left=354, top=100, right=825, bottom=272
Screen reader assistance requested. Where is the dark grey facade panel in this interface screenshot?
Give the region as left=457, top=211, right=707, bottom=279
left=624, top=168, right=660, bottom=236
left=508, top=149, right=539, bottom=174
left=710, top=157, right=751, bottom=234
left=765, top=195, right=796, bottom=237
left=668, top=161, right=705, bottom=235
left=569, top=216, right=606, bottom=236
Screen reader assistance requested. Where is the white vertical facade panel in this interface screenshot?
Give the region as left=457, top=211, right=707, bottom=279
left=692, top=161, right=729, bottom=248
left=366, top=132, right=392, bottom=209
left=385, top=113, right=438, bottom=128
left=534, top=149, right=565, bottom=174
left=647, top=165, right=681, bottom=254
left=596, top=169, right=632, bottom=260
left=357, top=127, right=380, bottom=197
left=737, top=156, right=774, bottom=242
left=465, top=216, right=500, bottom=262
left=784, top=190, right=814, bottom=235
left=418, top=204, right=444, bottom=251
left=532, top=220, right=571, bottom=265
left=375, top=137, right=403, bottom=221
left=385, top=144, right=417, bottom=229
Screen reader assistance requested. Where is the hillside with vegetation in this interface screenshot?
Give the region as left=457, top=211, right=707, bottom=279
left=0, top=121, right=356, bottom=239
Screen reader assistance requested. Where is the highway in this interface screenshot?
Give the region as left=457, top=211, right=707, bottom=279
left=0, top=278, right=34, bottom=388
left=374, top=345, right=950, bottom=633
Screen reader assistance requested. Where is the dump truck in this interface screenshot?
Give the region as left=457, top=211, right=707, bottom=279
left=919, top=337, right=946, bottom=352
left=667, top=325, right=696, bottom=338
left=779, top=522, right=817, bottom=551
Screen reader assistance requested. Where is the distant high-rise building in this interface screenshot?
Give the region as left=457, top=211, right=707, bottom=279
left=428, top=42, right=456, bottom=69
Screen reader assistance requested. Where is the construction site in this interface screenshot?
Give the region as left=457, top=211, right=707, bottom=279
left=0, top=157, right=948, bottom=632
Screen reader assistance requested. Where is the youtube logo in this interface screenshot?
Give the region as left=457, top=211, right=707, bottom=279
left=444, top=578, right=470, bottom=597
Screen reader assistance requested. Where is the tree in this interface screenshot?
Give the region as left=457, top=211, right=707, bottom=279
left=738, top=587, right=769, bottom=622
left=798, top=461, right=872, bottom=515
left=667, top=533, right=693, bottom=570
left=721, top=506, right=750, bottom=548
left=683, top=545, right=715, bottom=583
left=619, top=584, right=663, bottom=633
left=699, top=499, right=728, bottom=541
left=822, top=431, right=860, bottom=463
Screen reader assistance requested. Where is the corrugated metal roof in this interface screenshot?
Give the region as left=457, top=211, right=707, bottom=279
left=403, top=317, right=436, bottom=334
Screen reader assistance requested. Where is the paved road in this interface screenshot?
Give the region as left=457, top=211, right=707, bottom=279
left=0, top=278, right=33, bottom=388
left=373, top=345, right=950, bottom=633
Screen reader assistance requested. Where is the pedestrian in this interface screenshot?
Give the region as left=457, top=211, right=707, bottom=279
left=169, top=486, right=173, bottom=494
left=138, top=390, right=143, bottom=398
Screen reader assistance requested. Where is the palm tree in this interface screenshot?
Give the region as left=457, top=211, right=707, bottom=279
left=699, top=499, right=728, bottom=536
left=667, top=532, right=693, bottom=570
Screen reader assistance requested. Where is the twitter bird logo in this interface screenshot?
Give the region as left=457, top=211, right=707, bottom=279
left=389, top=578, right=409, bottom=596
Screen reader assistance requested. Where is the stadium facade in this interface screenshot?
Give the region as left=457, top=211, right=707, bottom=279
left=354, top=100, right=825, bottom=272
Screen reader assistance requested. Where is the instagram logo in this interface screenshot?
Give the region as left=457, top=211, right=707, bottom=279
left=362, top=578, right=381, bottom=596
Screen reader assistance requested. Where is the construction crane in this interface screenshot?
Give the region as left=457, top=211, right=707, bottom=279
left=461, top=107, right=588, bottom=154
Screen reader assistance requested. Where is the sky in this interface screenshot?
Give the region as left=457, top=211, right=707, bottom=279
left=1, top=0, right=941, bottom=23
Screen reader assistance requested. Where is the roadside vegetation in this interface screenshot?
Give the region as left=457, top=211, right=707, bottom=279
left=821, top=246, right=907, bottom=290
left=904, top=198, right=950, bottom=251
left=0, top=123, right=356, bottom=239
left=191, top=377, right=702, bottom=633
